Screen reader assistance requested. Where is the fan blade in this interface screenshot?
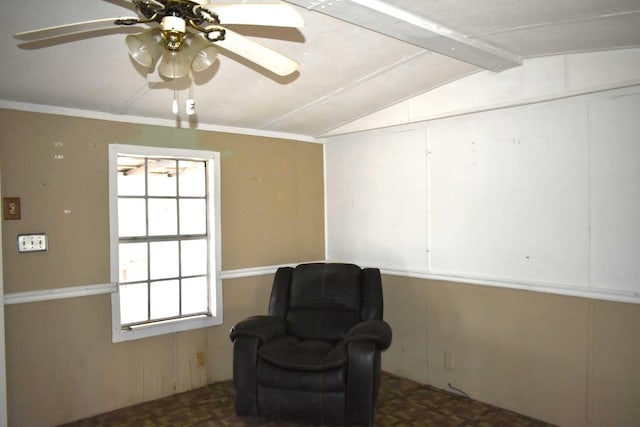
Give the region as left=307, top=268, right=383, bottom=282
left=14, top=17, right=140, bottom=41
left=205, top=3, right=304, bottom=28
left=215, top=28, right=299, bottom=76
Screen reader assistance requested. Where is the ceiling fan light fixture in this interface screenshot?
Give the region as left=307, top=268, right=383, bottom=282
left=158, top=50, right=191, bottom=79
left=126, top=28, right=163, bottom=68
left=183, top=34, right=218, bottom=72
left=192, top=45, right=217, bottom=72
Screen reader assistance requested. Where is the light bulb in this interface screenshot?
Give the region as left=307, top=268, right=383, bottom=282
left=159, top=50, right=191, bottom=79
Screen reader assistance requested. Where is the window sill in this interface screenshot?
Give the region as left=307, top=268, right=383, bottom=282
left=111, top=305, right=223, bottom=343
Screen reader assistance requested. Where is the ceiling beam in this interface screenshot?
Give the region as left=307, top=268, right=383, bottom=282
left=283, top=0, right=522, bottom=72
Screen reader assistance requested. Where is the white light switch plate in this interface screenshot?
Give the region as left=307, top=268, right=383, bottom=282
left=17, top=233, right=47, bottom=253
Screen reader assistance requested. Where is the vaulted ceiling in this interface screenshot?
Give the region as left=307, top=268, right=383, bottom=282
left=1, top=0, right=639, bottom=139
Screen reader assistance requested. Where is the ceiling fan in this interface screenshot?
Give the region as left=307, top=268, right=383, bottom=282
left=14, top=0, right=304, bottom=79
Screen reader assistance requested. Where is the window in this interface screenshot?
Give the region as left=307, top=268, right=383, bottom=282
left=109, top=144, right=222, bottom=342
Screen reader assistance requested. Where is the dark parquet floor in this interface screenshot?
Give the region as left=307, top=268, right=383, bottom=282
left=60, top=373, right=555, bottom=427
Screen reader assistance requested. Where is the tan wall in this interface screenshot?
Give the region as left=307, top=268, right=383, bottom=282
left=0, top=109, right=325, bottom=427
left=382, top=275, right=640, bottom=426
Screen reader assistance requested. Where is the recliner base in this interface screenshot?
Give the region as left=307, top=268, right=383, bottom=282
left=257, top=385, right=346, bottom=425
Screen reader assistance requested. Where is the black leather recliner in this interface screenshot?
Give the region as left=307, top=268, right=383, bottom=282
left=229, top=263, right=392, bottom=425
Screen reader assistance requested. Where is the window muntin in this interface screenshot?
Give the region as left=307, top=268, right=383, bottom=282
left=109, top=145, right=221, bottom=342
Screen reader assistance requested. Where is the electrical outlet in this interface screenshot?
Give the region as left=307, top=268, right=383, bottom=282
left=17, top=233, right=47, bottom=253
left=445, top=351, right=455, bottom=370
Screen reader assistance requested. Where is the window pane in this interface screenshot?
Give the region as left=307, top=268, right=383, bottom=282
left=120, top=283, right=148, bottom=324
left=148, top=199, right=177, bottom=236
left=118, top=198, right=146, bottom=237
left=150, top=241, right=179, bottom=280
left=182, top=277, right=208, bottom=315
left=117, top=156, right=146, bottom=196
left=179, top=161, right=206, bottom=197
left=179, top=199, right=207, bottom=235
left=181, top=239, right=208, bottom=276
left=119, top=242, right=148, bottom=283
left=150, top=280, right=179, bottom=320
left=148, top=159, right=177, bottom=197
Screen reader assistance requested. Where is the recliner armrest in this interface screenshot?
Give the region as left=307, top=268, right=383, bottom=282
left=229, top=315, right=287, bottom=344
left=344, top=319, right=392, bottom=351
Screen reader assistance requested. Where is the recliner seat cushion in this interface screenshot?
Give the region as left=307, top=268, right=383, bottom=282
left=258, top=336, right=347, bottom=370
left=286, top=309, right=361, bottom=341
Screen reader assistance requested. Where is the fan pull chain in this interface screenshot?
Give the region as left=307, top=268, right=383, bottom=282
left=172, top=90, right=179, bottom=114
left=186, top=78, right=196, bottom=115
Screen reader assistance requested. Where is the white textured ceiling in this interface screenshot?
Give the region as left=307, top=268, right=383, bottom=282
left=0, top=0, right=638, bottom=138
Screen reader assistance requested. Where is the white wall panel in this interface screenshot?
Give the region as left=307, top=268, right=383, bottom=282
left=589, top=92, right=640, bottom=292
left=427, top=99, right=590, bottom=286
left=325, top=86, right=640, bottom=302
left=326, top=127, right=428, bottom=271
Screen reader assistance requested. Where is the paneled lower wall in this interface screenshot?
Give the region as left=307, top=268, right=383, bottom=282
left=6, top=271, right=639, bottom=427
left=382, top=274, right=640, bottom=427
left=3, top=275, right=274, bottom=427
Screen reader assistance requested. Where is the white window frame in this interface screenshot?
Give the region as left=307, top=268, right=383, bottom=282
left=108, top=144, right=222, bottom=343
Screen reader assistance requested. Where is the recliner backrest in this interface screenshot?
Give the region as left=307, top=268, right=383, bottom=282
left=269, top=263, right=383, bottom=341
